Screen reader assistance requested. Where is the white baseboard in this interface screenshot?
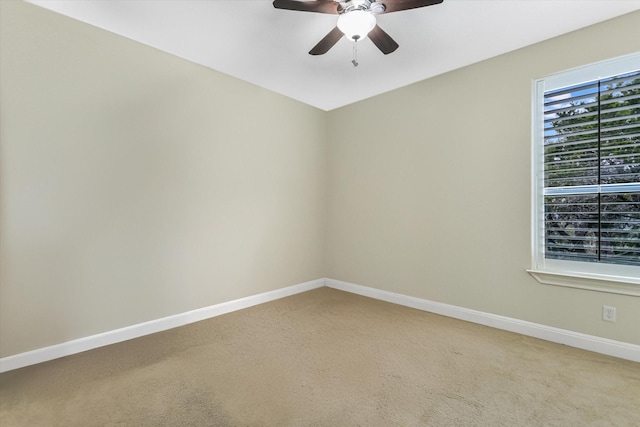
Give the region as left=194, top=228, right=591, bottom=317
left=3, top=277, right=637, bottom=372
left=326, top=278, right=640, bottom=363
left=0, top=279, right=325, bottom=373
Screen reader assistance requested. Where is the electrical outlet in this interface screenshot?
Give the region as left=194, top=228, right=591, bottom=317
left=603, top=306, right=616, bottom=322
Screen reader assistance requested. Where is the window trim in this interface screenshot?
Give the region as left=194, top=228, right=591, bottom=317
left=530, top=52, right=640, bottom=297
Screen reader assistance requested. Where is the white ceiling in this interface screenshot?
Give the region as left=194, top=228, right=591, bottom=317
left=28, top=0, right=640, bottom=111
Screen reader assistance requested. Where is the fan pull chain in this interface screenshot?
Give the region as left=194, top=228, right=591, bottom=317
left=351, top=35, right=359, bottom=67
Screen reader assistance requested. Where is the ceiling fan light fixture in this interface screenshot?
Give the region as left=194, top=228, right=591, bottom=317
left=337, top=10, right=376, bottom=41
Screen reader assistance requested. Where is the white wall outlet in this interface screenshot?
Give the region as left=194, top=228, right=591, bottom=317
left=603, top=305, right=616, bottom=322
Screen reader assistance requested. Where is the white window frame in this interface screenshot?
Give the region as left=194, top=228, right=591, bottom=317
left=529, top=52, right=640, bottom=297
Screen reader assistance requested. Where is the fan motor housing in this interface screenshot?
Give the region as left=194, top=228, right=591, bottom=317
left=340, top=0, right=375, bottom=13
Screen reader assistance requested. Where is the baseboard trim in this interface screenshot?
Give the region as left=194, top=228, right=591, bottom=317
left=0, top=279, right=325, bottom=373
left=3, top=277, right=637, bottom=372
left=326, top=278, right=640, bottom=363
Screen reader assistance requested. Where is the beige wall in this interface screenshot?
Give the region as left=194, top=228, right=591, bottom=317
left=326, top=11, right=640, bottom=345
left=2, top=2, right=638, bottom=359
left=0, top=1, right=326, bottom=357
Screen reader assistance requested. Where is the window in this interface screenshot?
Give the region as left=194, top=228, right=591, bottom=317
left=530, top=53, right=640, bottom=295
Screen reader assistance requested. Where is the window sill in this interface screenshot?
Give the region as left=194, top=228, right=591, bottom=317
left=527, top=270, right=640, bottom=297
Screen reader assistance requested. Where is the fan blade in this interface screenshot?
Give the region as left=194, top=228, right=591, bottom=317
left=376, top=0, right=443, bottom=14
left=309, top=26, right=343, bottom=55
left=273, top=0, right=340, bottom=14
left=368, top=25, right=398, bottom=55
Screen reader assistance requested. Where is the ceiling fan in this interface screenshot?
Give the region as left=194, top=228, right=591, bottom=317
left=273, top=0, right=444, bottom=58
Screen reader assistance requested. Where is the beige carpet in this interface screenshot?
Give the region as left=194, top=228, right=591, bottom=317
left=1, top=287, right=639, bottom=426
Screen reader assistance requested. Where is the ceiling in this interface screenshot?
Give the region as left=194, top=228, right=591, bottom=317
left=27, top=0, right=640, bottom=111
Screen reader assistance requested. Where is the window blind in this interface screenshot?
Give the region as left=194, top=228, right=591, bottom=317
left=542, top=70, right=640, bottom=266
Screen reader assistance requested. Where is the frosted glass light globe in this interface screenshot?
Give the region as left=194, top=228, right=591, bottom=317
left=337, top=10, right=376, bottom=41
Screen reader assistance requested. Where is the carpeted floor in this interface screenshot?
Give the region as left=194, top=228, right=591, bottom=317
left=1, top=287, right=639, bottom=426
